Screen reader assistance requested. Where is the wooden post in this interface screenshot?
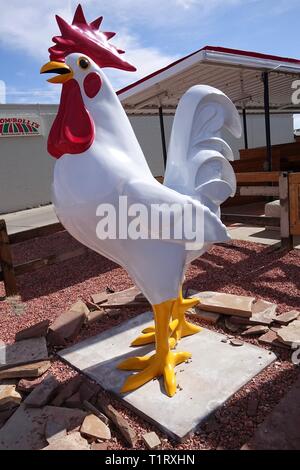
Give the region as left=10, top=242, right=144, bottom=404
left=0, top=219, right=18, bottom=297
left=279, top=172, right=293, bottom=250
left=289, top=173, right=300, bottom=236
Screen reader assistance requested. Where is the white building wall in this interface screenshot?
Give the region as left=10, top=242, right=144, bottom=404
left=0, top=105, right=56, bottom=214
left=0, top=104, right=295, bottom=214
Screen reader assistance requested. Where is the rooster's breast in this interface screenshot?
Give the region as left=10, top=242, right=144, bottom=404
left=52, top=152, right=186, bottom=305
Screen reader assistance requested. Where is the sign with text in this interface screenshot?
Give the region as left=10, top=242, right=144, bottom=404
left=0, top=116, right=42, bottom=137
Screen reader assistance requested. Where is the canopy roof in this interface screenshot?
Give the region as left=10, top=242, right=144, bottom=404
left=118, top=46, right=300, bottom=115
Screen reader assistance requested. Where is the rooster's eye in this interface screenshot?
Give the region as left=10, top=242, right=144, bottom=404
left=78, top=57, right=90, bottom=70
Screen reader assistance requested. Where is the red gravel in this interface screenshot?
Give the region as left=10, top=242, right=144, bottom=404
left=0, top=232, right=299, bottom=449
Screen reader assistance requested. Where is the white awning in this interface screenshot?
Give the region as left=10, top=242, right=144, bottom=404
left=118, top=46, right=300, bottom=115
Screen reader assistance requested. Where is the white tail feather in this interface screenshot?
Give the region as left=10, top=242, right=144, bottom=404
left=164, top=85, right=242, bottom=214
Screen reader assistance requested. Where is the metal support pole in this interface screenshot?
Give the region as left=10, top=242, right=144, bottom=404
left=262, top=72, right=272, bottom=171
left=242, top=108, right=248, bottom=149
left=159, top=106, right=167, bottom=169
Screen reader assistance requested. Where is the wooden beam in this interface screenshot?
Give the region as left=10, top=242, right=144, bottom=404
left=14, top=247, right=87, bottom=277
left=10, top=222, right=64, bottom=245
left=221, top=214, right=280, bottom=227
left=0, top=220, right=18, bottom=297
left=279, top=172, right=293, bottom=249
left=239, top=186, right=279, bottom=197
left=236, top=172, right=280, bottom=183
left=289, top=173, right=300, bottom=235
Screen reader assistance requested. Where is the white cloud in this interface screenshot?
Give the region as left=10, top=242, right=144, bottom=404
left=0, top=0, right=296, bottom=102
left=5, top=84, right=60, bottom=104
left=0, top=0, right=184, bottom=99
left=105, top=31, right=178, bottom=90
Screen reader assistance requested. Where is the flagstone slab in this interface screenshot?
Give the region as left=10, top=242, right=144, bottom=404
left=0, top=338, right=48, bottom=370
left=59, top=311, right=276, bottom=441
left=193, top=292, right=255, bottom=317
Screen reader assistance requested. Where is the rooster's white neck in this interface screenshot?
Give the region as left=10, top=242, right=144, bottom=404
left=81, top=77, right=149, bottom=172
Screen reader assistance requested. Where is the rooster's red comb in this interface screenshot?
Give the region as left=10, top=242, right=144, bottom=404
left=49, top=4, right=136, bottom=72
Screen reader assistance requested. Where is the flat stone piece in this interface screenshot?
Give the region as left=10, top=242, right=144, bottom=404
left=51, top=376, right=83, bottom=407
left=275, top=311, right=300, bottom=326
left=230, top=300, right=277, bottom=326
left=91, top=292, right=108, bottom=305
left=191, top=307, right=220, bottom=324
left=17, top=373, right=50, bottom=393
left=251, top=300, right=277, bottom=325
left=0, top=407, right=17, bottom=429
left=258, top=330, right=290, bottom=349
left=0, top=361, right=51, bottom=380
left=142, top=431, right=161, bottom=449
left=97, top=400, right=137, bottom=447
left=64, top=391, right=82, bottom=409
left=0, top=404, right=48, bottom=450
left=230, top=339, right=244, bottom=347
left=43, top=406, right=87, bottom=433
left=277, top=320, right=300, bottom=346
left=101, top=286, right=149, bottom=308
left=15, top=320, right=50, bottom=342
left=45, top=418, right=67, bottom=444
left=24, top=374, right=60, bottom=407
left=80, top=414, right=111, bottom=440
left=47, top=300, right=89, bottom=346
left=82, top=400, right=109, bottom=425
left=242, top=325, right=269, bottom=337
left=243, top=376, right=300, bottom=450
left=0, top=405, right=86, bottom=450
left=42, top=432, right=90, bottom=451
left=0, top=381, right=22, bottom=409
left=59, top=311, right=276, bottom=441
left=195, top=292, right=254, bottom=318
left=225, top=318, right=241, bottom=333
left=86, top=309, right=106, bottom=324
left=0, top=337, right=48, bottom=370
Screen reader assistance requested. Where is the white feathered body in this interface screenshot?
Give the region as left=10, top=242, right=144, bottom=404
left=53, top=55, right=241, bottom=305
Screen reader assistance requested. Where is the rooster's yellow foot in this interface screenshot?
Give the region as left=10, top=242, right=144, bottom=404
left=172, top=317, right=202, bottom=344
left=118, top=350, right=191, bottom=397
left=171, top=295, right=202, bottom=344
left=130, top=319, right=178, bottom=347
left=130, top=296, right=202, bottom=347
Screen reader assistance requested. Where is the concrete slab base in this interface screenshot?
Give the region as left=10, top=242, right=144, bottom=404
left=59, top=312, right=276, bottom=441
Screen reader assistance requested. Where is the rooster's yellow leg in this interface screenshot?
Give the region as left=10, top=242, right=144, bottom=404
left=117, top=299, right=191, bottom=397
left=130, top=319, right=177, bottom=348
left=130, top=288, right=201, bottom=347
left=171, top=289, right=202, bottom=345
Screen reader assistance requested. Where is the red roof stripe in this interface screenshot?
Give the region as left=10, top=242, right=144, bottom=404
left=117, top=45, right=300, bottom=96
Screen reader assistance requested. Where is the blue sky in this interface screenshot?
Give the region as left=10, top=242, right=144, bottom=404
left=1, top=0, right=300, bottom=111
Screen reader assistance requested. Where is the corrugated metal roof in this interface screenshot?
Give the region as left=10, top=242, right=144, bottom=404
left=118, top=46, right=300, bottom=115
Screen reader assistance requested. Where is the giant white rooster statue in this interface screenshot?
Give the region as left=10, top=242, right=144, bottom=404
left=41, top=5, right=241, bottom=397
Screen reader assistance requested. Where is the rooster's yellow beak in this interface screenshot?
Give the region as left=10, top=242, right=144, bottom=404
left=40, top=61, right=74, bottom=84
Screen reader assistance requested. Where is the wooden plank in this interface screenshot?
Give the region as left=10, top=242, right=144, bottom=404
left=239, top=186, right=279, bottom=197
left=221, top=214, right=280, bottom=227
left=0, top=219, right=18, bottom=296
left=155, top=176, right=164, bottom=184
left=289, top=173, right=300, bottom=184
left=236, top=172, right=280, bottom=183
left=289, top=173, right=300, bottom=236
left=9, top=222, right=64, bottom=245
left=279, top=173, right=293, bottom=248
left=14, top=247, right=87, bottom=277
